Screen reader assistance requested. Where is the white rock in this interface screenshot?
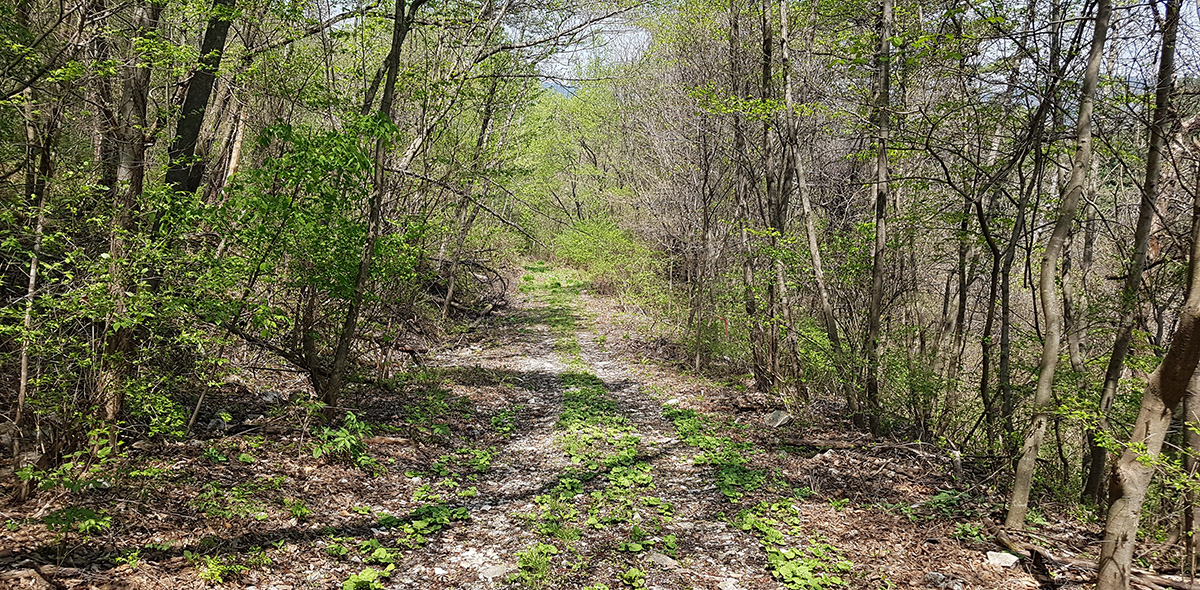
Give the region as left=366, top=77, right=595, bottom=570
left=479, top=564, right=514, bottom=580
left=647, top=552, right=678, bottom=569
left=764, top=410, right=794, bottom=428
left=987, top=551, right=1020, bottom=568
left=434, top=567, right=448, bottom=575
left=718, top=579, right=741, bottom=590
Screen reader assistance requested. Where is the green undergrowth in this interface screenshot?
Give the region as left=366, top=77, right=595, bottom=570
left=736, top=500, right=852, bottom=589
left=662, top=405, right=765, bottom=502
left=513, top=368, right=672, bottom=587
left=663, top=403, right=856, bottom=586
left=512, top=262, right=852, bottom=588
left=325, top=501, right=470, bottom=590
left=508, top=271, right=672, bottom=587
left=192, top=476, right=285, bottom=521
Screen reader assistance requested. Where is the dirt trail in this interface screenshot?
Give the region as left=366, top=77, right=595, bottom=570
left=401, top=266, right=1041, bottom=590
left=405, top=272, right=781, bottom=589
left=0, top=266, right=1047, bottom=590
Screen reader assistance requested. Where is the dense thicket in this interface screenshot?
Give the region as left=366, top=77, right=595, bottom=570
left=4, top=0, right=1200, bottom=584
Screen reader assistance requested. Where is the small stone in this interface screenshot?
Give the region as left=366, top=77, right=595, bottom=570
left=763, top=410, right=794, bottom=428
left=433, top=567, right=447, bottom=575
left=479, top=564, right=514, bottom=580
left=718, top=579, right=741, bottom=590
left=987, top=551, right=1020, bottom=568
left=647, top=552, right=678, bottom=569
left=924, top=572, right=964, bottom=590
left=258, top=389, right=285, bottom=404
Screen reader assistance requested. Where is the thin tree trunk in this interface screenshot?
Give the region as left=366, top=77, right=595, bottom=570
left=946, top=196, right=971, bottom=386
left=96, top=2, right=163, bottom=443
left=221, top=102, right=246, bottom=194
left=324, top=0, right=421, bottom=416
left=979, top=243, right=1001, bottom=447
left=760, top=0, right=783, bottom=391
left=864, top=0, right=892, bottom=435
left=164, top=0, right=236, bottom=194
left=1006, top=0, right=1110, bottom=529
left=442, top=80, right=501, bottom=319
left=998, top=187, right=1030, bottom=441
left=1084, top=0, right=1179, bottom=506
left=728, top=0, right=766, bottom=393
left=1095, top=0, right=1185, bottom=583
left=16, top=106, right=58, bottom=428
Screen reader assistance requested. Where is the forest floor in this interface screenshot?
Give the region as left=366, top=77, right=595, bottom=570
left=1, top=263, right=1092, bottom=589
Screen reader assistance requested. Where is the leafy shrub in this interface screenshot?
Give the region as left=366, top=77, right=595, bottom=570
left=284, top=497, right=311, bottom=521
left=551, top=218, right=664, bottom=307
left=43, top=507, right=111, bottom=535
left=620, top=567, right=646, bottom=588
left=342, top=565, right=394, bottom=590
left=198, top=555, right=249, bottom=583
left=313, top=412, right=381, bottom=474
left=952, top=522, right=987, bottom=543
left=511, top=542, right=559, bottom=588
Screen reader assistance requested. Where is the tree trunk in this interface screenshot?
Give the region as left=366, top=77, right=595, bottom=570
left=1097, top=235, right=1200, bottom=588
left=728, top=0, right=768, bottom=393
left=998, top=176, right=1033, bottom=443
left=442, top=80, right=501, bottom=319
left=946, top=195, right=971, bottom=387
left=1095, top=0, right=1185, bottom=584
left=864, top=0, right=892, bottom=435
left=1006, top=0, right=1110, bottom=529
left=1184, top=368, right=1200, bottom=577
left=760, top=0, right=783, bottom=391
left=978, top=239, right=1001, bottom=448
left=1084, top=0, right=1179, bottom=507
left=164, top=0, right=236, bottom=194
left=96, top=1, right=163, bottom=441
left=16, top=104, right=59, bottom=428
left=323, top=0, right=421, bottom=416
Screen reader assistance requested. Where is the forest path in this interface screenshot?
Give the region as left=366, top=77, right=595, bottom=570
left=406, top=264, right=778, bottom=589
left=0, top=263, right=1044, bottom=590
left=400, top=264, right=1041, bottom=589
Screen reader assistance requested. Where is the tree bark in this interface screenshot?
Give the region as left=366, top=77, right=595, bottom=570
left=1006, top=0, right=1110, bottom=529
left=164, top=0, right=236, bottom=194
left=1084, top=0, right=1180, bottom=506
left=1096, top=0, right=1186, bottom=584
left=864, top=0, right=892, bottom=435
